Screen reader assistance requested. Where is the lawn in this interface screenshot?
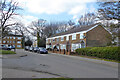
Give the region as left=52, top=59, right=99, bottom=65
left=0, top=50, right=16, bottom=55
left=32, top=78, right=73, bottom=80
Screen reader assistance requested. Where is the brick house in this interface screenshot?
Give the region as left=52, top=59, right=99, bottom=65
left=0, top=35, right=23, bottom=48
left=46, top=24, right=112, bottom=54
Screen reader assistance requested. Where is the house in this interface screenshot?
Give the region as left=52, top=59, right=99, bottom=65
left=46, top=24, right=112, bottom=55
left=0, top=35, right=23, bottom=48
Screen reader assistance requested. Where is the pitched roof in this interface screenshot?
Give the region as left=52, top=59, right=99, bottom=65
left=7, top=34, right=23, bottom=37
left=49, top=23, right=99, bottom=38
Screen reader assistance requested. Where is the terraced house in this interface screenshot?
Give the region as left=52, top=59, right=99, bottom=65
left=0, top=35, right=23, bottom=48
left=46, top=24, right=111, bottom=54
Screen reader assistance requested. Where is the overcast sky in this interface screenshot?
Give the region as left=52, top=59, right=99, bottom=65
left=15, top=0, right=98, bottom=26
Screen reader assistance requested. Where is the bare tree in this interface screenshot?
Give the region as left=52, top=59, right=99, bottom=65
left=43, top=22, right=59, bottom=38
left=97, top=1, right=120, bottom=46
left=13, top=22, right=28, bottom=48
left=0, top=0, right=21, bottom=38
left=28, top=19, right=46, bottom=47
left=78, top=13, right=97, bottom=26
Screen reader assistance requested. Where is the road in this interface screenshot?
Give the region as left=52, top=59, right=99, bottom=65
left=2, top=49, right=118, bottom=78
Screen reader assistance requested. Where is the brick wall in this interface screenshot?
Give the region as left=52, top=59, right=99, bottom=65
left=86, top=25, right=112, bottom=47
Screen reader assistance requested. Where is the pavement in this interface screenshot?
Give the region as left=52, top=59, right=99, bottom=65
left=1, top=49, right=119, bottom=78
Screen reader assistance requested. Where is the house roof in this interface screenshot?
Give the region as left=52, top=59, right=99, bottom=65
left=7, top=34, right=23, bottom=37
left=49, top=23, right=99, bottom=38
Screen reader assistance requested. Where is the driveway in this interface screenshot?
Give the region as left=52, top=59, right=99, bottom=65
left=2, top=49, right=118, bottom=78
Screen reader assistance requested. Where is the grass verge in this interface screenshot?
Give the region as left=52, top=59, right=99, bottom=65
left=32, top=78, right=73, bottom=80
left=0, top=50, right=16, bottom=55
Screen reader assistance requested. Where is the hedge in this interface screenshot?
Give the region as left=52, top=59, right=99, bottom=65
left=75, top=47, right=120, bottom=61
left=0, top=50, right=16, bottom=54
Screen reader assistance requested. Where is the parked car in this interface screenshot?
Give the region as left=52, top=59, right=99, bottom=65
left=29, top=47, right=34, bottom=52
left=0, top=44, right=11, bottom=50
left=33, top=47, right=39, bottom=52
left=37, top=47, right=48, bottom=54
left=24, top=46, right=30, bottom=51
left=7, top=45, right=15, bottom=50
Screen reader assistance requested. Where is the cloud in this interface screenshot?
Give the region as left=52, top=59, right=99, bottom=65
left=15, top=0, right=97, bottom=23
left=17, top=0, right=97, bottom=14
left=14, top=15, right=38, bottom=26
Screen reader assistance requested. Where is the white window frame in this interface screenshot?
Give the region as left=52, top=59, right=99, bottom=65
left=80, top=33, right=84, bottom=39
left=72, top=34, right=76, bottom=40
left=60, top=44, right=66, bottom=50
left=17, top=45, right=21, bottom=48
left=3, top=41, right=6, bottom=43
left=71, top=43, right=81, bottom=51
left=57, top=38, right=59, bottom=42
left=17, top=41, right=21, bottom=44
left=17, top=37, right=21, bottom=40
left=61, top=37, right=64, bottom=41
left=46, top=40, right=48, bottom=43
left=66, top=36, right=69, bottom=41
left=13, top=41, right=15, bottom=43
left=53, top=39, right=55, bottom=42
left=13, top=37, right=15, bottom=39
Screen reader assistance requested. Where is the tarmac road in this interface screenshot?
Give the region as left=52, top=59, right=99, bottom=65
left=2, top=49, right=118, bottom=78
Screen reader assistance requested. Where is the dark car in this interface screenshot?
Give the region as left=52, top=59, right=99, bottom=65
left=33, top=47, right=39, bottom=52
left=0, top=44, right=10, bottom=50
left=29, top=47, right=34, bottom=52
left=7, top=45, right=15, bottom=50
left=37, top=47, right=48, bottom=54
left=24, top=46, right=30, bottom=51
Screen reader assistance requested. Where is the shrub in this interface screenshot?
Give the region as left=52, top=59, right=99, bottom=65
left=75, top=47, right=120, bottom=61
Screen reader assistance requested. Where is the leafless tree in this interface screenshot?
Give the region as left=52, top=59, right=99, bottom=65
left=28, top=19, right=46, bottom=47
left=0, top=0, right=21, bottom=38
left=13, top=22, right=28, bottom=48
left=78, top=13, right=98, bottom=26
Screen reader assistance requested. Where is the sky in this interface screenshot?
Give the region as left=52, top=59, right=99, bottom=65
left=14, top=0, right=98, bottom=26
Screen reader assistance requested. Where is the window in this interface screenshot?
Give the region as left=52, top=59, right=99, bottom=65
left=3, top=41, right=6, bottom=43
left=7, top=41, right=9, bottom=43
left=46, top=45, right=50, bottom=49
left=49, top=39, right=51, bottom=43
left=10, top=41, right=12, bottom=43
left=10, top=37, right=12, bottom=39
left=60, top=44, right=66, bottom=50
left=17, top=45, right=21, bottom=48
left=61, top=37, right=64, bottom=41
left=18, top=37, right=21, bottom=40
left=72, top=34, right=76, bottom=40
left=53, top=45, right=55, bottom=48
left=80, top=33, right=84, bottom=39
left=13, top=37, right=15, bottom=39
left=66, top=36, right=69, bottom=41
left=17, top=41, right=21, bottom=44
left=0, top=41, right=1, bottom=43
left=71, top=44, right=81, bottom=51
left=57, top=38, right=59, bottom=42
left=13, top=41, right=15, bottom=43
left=7, top=37, right=9, bottom=39
left=46, top=40, right=48, bottom=43
left=53, top=39, right=55, bottom=42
